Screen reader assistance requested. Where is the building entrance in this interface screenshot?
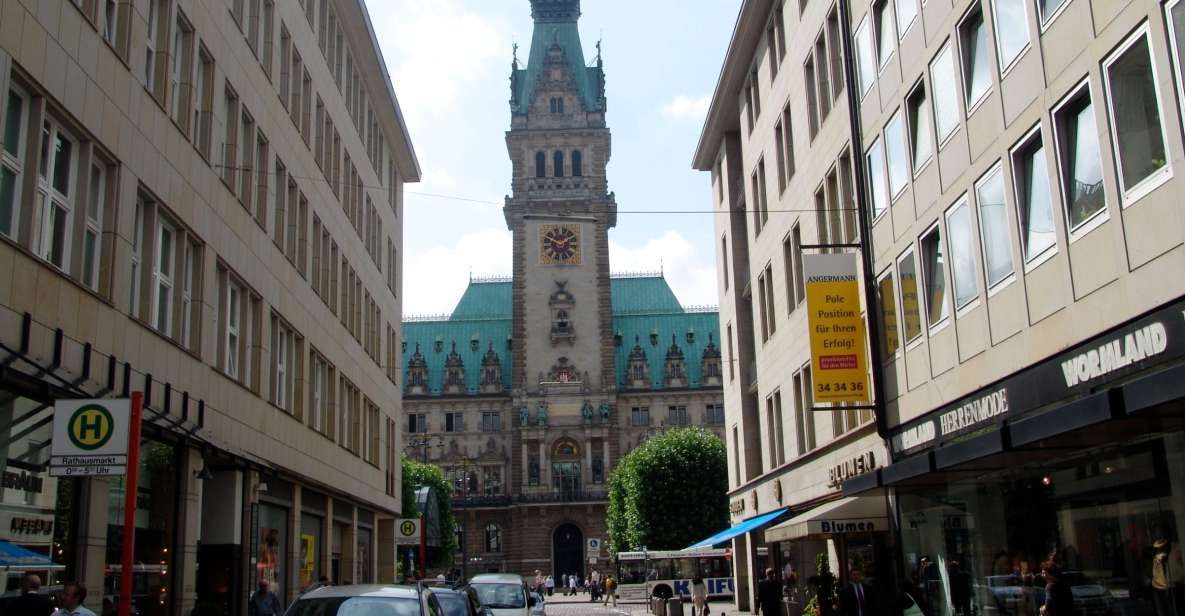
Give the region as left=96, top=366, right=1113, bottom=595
left=552, top=523, right=584, bottom=582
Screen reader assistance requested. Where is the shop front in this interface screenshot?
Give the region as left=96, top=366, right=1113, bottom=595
left=849, top=297, right=1185, bottom=616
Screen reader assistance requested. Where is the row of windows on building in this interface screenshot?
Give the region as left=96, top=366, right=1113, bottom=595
left=405, top=404, right=725, bottom=435
left=533, top=150, right=585, bottom=179
left=456, top=522, right=506, bottom=555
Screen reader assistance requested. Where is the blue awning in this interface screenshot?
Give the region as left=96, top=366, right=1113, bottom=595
left=684, top=508, right=790, bottom=550
left=0, top=541, right=60, bottom=569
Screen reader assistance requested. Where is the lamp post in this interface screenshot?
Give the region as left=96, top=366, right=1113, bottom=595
left=454, top=455, right=478, bottom=582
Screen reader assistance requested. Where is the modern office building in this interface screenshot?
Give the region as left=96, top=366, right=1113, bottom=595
left=401, top=0, right=725, bottom=581
left=694, top=0, right=892, bottom=611
left=0, top=2, right=418, bottom=616
left=847, top=0, right=1185, bottom=614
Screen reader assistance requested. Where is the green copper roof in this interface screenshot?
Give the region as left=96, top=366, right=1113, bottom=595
left=510, top=10, right=605, bottom=115
left=401, top=274, right=719, bottom=396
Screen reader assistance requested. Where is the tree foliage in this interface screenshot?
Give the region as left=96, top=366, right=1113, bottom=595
left=401, top=455, right=458, bottom=568
left=607, top=427, right=729, bottom=554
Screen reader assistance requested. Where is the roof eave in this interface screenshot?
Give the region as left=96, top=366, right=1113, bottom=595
left=352, top=0, right=422, bottom=182
left=691, top=0, right=774, bottom=171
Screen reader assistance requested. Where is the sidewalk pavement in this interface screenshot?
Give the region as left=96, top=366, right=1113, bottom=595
left=541, top=591, right=750, bottom=615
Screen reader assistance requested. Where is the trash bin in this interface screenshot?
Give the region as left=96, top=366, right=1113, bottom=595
left=652, top=597, right=667, bottom=616
left=666, top=596, right=683, bottom=616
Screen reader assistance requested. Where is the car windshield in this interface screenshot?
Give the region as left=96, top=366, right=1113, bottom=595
left=435, top=592, right=470, bottom=616
left=286, top=597, right=420, bottom=616
left=470, top=583, right=526, bottom=609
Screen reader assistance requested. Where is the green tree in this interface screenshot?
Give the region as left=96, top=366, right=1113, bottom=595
left=401, top=455, right=458, bottom=569
left=607, top=427, right=728, bottom=553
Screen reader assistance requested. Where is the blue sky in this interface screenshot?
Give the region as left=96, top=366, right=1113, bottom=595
left=363, top=0, right=741, bottom=316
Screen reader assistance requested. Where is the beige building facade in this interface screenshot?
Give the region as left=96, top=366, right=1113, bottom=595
left=0, top=1, right=418, bottom=615
left=695, top=0, right=892, bottom=612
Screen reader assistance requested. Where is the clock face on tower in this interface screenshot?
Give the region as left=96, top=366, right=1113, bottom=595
left=539, top=224, right=582, bottom=265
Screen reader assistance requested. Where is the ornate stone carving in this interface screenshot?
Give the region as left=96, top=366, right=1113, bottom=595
left=406, top=343, right=428, bottom=396
left=664, top=335, right=687, bottom=389
left=443, top=342, right=466, bottom=395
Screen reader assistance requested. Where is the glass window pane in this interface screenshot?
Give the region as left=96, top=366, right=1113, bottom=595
left=158, top=226, right=173, bottom=275
left=867, top=139, right=889, bottom=217
left=856, top=20, right=876, bottom=95
left=49, top=204, right=67, bottom=268
left=886, top=110, right=909, bottom=196
left=876, top=1, right=894, bottom=68
left=992, top=0, right=1029, bottom=69
left=962, top=13, right=991, bottom=106
left=1018, top=140, right=1056, bottom=261
left=975, top=168, right=1014, bottom=286
left=921, top=228, right=949, bottom=325
left=879, top=274, right=899, bottom=355
left=1106, top=35, right=1167, bottom=193
left=4, top=91, right=23, bottom=158
left=909, top=87, right=932, bottom=170
left=83, top=230, right=97, bottom=288
left=946, top=202, right=978, bottom=308
left=1061, top=95, right=1105, bottom=228
left=931, top=45, right=960, bottom=141
left=0, top=167, right=15, bottom=236
left=897, top=0, right=918, bottom=35
left=899, top=253, right=923, bottom=341
left=1038, top=0, right=1068, bottom=22
left=52, top=133, right=72, bottom=196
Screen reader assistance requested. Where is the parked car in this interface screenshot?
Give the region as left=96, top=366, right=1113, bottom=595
left=432, top=586, right=484, bottom=616
left=466, top=574, right=538, bottom=616
left=285, top=584, right=443, bottom=616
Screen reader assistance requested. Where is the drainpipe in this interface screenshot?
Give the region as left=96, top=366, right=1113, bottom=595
left=837, top=0, right=890, bottom=441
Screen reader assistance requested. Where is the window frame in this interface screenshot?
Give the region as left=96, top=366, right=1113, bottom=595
left=973, top=161, right=1017, bottom=294
left=1, top=84, right=29, bottom=240
left=33, top=117, right=79, bottom=273
left=884, top=107, right=910, bottom=200
left=897, top=0, right=919, bottom=39
left=944, top=195, right=981, bottom=314
left=854, top=15, right=877, bottom=99
left=930, top=41, right=963, bottom=149
left=918, top=220, right=951, bottom=331
left=873, top=0, right=897, bottom=73
left=877, top=268, right=901, bottom=358
left=1009, top=124, right=1059, bottom=270
left=989, top=0, right=1031, bottom=78
left=906, top=80, right=934, bottom=177
left=897, top=248, right=924, bottom=346
left=1036, top=0, right=1071, bottom=32
left=1100, top=23, right=1173, bottom=206
left=151, top=217, right=176, bottom=337
left=866, top=137, right=890, bottom=220
left=957, top=7, right=994, bottom=115
left=81, top=162, right=106, bottom=291
left=1050, top=78, right=1108, bottom=239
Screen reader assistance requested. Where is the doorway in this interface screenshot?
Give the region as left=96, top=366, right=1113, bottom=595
left=552, top=523, right=584, bottom=582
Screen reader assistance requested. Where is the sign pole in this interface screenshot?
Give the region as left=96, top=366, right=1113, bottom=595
left=418, top=513, right=426, bottom=580
left=118, top=391, right=143, bottom=616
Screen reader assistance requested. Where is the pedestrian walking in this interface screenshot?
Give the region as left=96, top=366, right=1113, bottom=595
left=757, top=568, right=782, bottom=616
left=545, top=574, right=555, bottom=597
left=838, top=568, right=872, bottom=616
left=605, top=575, right=618, bottom=607
left=1040, top=563, right=1073, bottom=616
left=4, top=574, right=54, bottom=616
left=568, top=574, right=578, bottom=596
left=248, top=580, right=283, bottom=616
left=690, top=576, right=707, bottom=615
left=50, top=582, right=95, bottom=616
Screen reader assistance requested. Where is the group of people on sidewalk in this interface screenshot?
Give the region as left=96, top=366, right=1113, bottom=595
left=532, top=569, right=618, bottom=605
left=1, top=574, right=103, bottom=616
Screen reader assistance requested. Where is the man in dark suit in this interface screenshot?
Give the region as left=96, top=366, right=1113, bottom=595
left=6, top=574, right=54, bottom=616
left=756, top=568, right=783, bottom=616
left=837, top=568, right=872, bottom=616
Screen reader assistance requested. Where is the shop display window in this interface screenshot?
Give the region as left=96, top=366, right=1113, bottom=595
left=898, top=431, right=1185, bottom=616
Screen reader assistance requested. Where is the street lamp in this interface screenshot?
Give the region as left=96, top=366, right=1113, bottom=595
left=405, top=434, right=443, bottom=463
left=453, top=455, right=478, bottom=582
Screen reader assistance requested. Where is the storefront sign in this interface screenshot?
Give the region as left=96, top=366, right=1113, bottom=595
left=729, top=498, right=746, bottom=516
left=2, top=469, right=44, bottom=494
left=890, top=298, right=1185, bottom=456
left=808, top=517, right=888, bottom=535
left=0, top=511, right=54, bottom=544
left=395, top=518, right=421, bottom=545
left=803, top=254, right=870, bottom=404
left=50, top=398, right=131, bottom=476
left=827, top=451, right=878, bottom=488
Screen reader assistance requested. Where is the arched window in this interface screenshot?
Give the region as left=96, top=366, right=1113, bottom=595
left=571, top=150, right=583, bottom=177
left=557, top=98, right=564, bottom=114
left=554, top=151, right=565, bottom=177
left=549, top=98, right=557, bottom=114
left=485, top=523, right=502, bottom=553
left=535, top=151, right=546, bottom=178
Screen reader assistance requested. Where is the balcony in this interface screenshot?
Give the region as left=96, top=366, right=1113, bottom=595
left=516, top=489, right=609, bottom=504
left=454, top=495, right=513, bottom=508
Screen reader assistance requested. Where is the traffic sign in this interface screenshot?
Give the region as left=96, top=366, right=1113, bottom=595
left=396, top=518, right=422, bottom=545
left=51, top=399, right=132, bottom=477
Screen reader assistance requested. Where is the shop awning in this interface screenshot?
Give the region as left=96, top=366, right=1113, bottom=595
left=683, top=507, right=789, bottom=550
left=0, top=541, right=62, bottom=570
left=764, top=493, right=889, bottom=543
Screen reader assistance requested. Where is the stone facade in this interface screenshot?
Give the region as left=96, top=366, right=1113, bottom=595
left=402, top=0, right=725, bottom=580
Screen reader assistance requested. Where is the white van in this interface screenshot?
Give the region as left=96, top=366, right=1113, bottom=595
left=466, top=574, right=540, bottom=616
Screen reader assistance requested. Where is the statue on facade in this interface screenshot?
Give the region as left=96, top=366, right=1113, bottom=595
left=581, top=400, right=594, bottom=423
left=536, top=402, right=549, bottom=426
left=519, top=406, right=530, bottom=427
left=599, top=401, right=611, bottom=423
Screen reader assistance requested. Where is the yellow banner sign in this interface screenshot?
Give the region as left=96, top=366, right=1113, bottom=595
left=804, top=254, right=870, bottom=404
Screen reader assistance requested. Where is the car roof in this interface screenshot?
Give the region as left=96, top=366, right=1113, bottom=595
left=468, top=574, right=524, bottom=584
left=298, top=585, right=421, bottom=600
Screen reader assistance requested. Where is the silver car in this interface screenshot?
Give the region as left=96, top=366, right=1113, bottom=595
left=286, top=584, right=451, bottom=616
left=466, top=574, right=540, bottom=616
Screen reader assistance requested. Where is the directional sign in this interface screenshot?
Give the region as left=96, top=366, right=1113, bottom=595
left=51, top=399, right=132, bottom=477
left=396, top=518, right=422, bottom=546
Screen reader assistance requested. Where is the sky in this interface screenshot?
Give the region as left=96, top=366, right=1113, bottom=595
left=362, top=0, right=742, bottom=316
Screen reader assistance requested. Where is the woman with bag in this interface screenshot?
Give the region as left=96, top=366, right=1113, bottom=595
left=690, top=577, right=707, bottom=615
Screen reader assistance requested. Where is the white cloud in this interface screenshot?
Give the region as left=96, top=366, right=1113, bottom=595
left=659, top=95, right=711, bottom=121
left=610, top=231, right=719, bottom=308
left=403, top=228, right=512, bottom=316
left=367, top=0, right=509, bottom=128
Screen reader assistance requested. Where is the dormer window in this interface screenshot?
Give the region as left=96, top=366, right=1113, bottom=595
left=554, top=151, right=565, bottom=177
left=572, top=150, right=583, bottom=177
left=535, top=151, right=546, bottom=178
